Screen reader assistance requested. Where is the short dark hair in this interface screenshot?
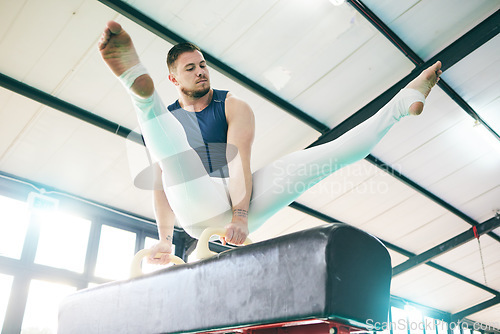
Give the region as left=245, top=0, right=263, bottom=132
left=166, top=42, right=201, bottom=73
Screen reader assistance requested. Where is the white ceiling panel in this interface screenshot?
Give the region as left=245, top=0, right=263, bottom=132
left=46, top=152, right=156, bottom=220
left=388, top=248, right=409, bottom=267
left=249, top=206, right=312, bottom=242
left=0, top=100, right=149, bottom=217
left=22, top=1, right=116, bottom=94
left=469, top=261, right=500, bottom=291
left=296, top=160, right=382, bottom=209
left=370, top=87, right=467, bottom=164
left=362, top=0, right=500, bottom=60
left=292, top=34, right=414, bottom=128
left=0, top=89, right=43, bottom=159
left=371, top=103, right=494, bottom=192
left=432, top=237, right=500, bottom=286
left=33, top=125, right=125, bottom=192
left=442, top=35, right=500, bottom=105
left=0, top=0, right=83, bottom=80
left=220, top=2, right=377, bottom=102
left=217, top=1, right=361, bottom=87
left=279, top=217, right=329, bottom=237
left=391, top=265, right=494, bottom=313
left=251, top=115, right=320, bottom=172
left=357, top=0, right=420, bottom=23
left=318, top=171, right=416, bottom=228
left=125, top=0, right=193, bottom=23
left=163, top=0, right=245, bottom=45
left=80, top=153, right=135, bottom=200
left=428, top=155, right=500, bottom=219
left=0, top=0, right=26, bottom=42
left=0, top=0, right=115, bottom=95
left=0, top=105, right=81, bottom=178
left=265, top=13, right=374, bottom=102
left=468, top=302, right=500, bottom=330
left=361, top=194, right=454, bottom=244
left=394, top=212, right=469, bottom=254
left=441, top=34, right=500, bottom=135
left=370, top=87, right=500, bottom=228
left=417, top=279, right=494, bottom=314
left=391, top=266, right=461, bottom=306
left=460, top=187, right=500, bottom=223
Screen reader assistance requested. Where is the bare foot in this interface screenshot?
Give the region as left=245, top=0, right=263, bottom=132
left=98, top=21, right=140, bottom=77
left=406, top=61, right=443, bottom=115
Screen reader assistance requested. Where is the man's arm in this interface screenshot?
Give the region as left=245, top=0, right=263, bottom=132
left=223, top=94, right=255, bottom=245
left=148, top=164, right=176, bottom=264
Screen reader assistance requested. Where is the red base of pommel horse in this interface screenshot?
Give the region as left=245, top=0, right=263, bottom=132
left=206, top=319, right=365, bottom=334
left=58, top=224, right=392, bottom=334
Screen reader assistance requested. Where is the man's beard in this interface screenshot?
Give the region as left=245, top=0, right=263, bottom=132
left=181, top=84, right=210, bottom=98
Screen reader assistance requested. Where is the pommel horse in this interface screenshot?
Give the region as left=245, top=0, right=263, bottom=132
left=59, top=223, right=392, bottom=334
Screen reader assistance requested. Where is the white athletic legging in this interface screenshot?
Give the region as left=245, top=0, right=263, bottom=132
left=121, top=65, right=425, bottom=239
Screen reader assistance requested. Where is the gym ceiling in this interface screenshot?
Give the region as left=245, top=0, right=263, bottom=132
left=0, top=0, right=499, bottom=328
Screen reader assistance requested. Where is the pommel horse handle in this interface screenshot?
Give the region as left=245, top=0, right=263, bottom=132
left=130, top=249, right=184, bottom=278
left=130, top=227, right=252, bottom=278
left=194, top=227, right=252, bottom=260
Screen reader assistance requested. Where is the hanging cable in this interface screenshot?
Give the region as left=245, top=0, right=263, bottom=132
left=473, top=225, right=488, bottom=286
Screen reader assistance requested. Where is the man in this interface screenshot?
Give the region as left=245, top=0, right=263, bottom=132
left=98, top=21, right=442, bottom=264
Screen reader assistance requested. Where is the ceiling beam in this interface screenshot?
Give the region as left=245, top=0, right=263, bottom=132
left=96, top=0, right=330, bottom=135
left=288, top=202, right=341, bottom=224
left=451, top=296, right=500, bottom=323
left=393, top=214, right=500, bottom=276
left=0, top=72, right=144, bottom=146
left=288, top=201, right=500, bottom=297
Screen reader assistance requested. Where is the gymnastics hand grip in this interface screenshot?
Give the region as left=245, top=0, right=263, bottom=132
left=130, top=248, right=185, bottom=278
left=194, top=227, right=252, bottom=260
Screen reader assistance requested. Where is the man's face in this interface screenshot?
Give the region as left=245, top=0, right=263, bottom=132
left=169, top=50, right=211, bottom=98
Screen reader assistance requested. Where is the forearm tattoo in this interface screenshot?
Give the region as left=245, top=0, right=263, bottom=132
left=164, top=235, right=173, bottom=242
left=233, top=209, right=248, bottom=218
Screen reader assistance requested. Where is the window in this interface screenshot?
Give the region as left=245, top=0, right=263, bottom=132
left=21, top=279, right=76, bottom=334
left=95, top=225, right=136, bottom=280
left=425, top=316, right=437, bottom=334
left=0, top=195, right=29, bottom=259
left=0, top=274, right=14, bottom=330
left=436, top=320, right=448, bottom=334
left=391, top=306, right=409, bottom=334
left=35, top=211, right=91, bottom=273
left=405, top=305, right=424, bottom=334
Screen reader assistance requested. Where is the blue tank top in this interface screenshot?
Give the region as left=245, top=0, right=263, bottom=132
left=167, top=89, right=230, bottom=178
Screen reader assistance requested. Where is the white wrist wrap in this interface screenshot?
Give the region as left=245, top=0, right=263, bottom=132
left=119, top=63, right=149, bottom=90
